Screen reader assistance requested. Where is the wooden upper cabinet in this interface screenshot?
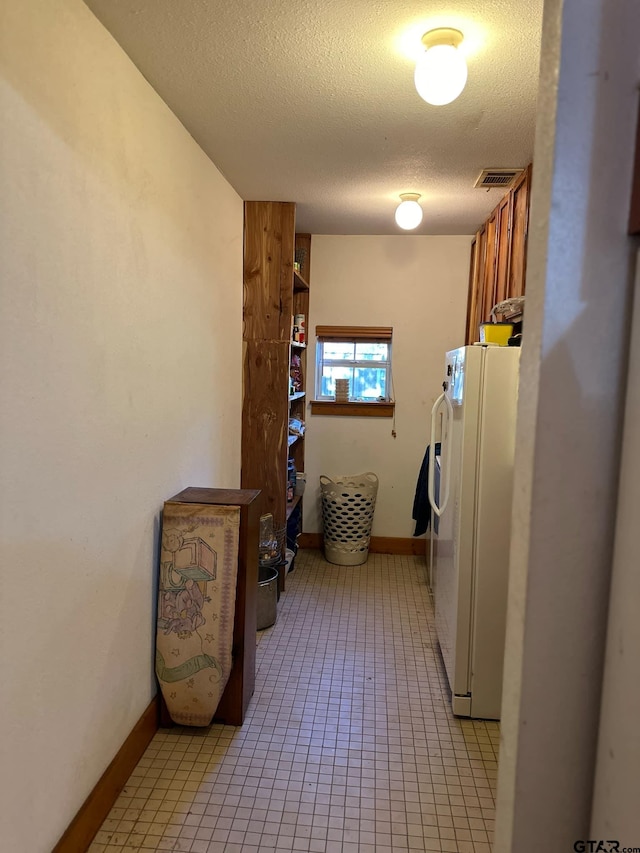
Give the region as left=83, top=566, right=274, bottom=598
left=494, top=193, right=513, bottom=308
left=465, top=227, right=486, bottom=343
left=465, top=237, right=479, bottom=345
left=507, top=165, right=531, bottom=299
left=464, top=164, right=532, bottom=342
left=482, top=209, right=498, bottom=322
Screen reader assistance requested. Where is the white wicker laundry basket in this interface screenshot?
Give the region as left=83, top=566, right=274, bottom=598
left=320, top=472, right=379, bottom=565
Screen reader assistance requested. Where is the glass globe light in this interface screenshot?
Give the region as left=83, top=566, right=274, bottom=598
left=395, top=194, right=423, bottom=230
left=415, top=29, right=467, bottom=107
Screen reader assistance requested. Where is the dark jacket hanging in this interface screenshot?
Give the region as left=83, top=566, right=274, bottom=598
left=412, top=442, right=440, bottom=536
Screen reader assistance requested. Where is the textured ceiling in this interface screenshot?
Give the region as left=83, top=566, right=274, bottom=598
left=83, top=0, right=543, bottom=235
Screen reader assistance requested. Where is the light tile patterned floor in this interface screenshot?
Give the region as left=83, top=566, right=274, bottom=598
left=90, top=550, right=498, bottom=853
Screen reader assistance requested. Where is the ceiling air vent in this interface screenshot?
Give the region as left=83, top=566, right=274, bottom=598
left=474, top=168, right=523, bottom=189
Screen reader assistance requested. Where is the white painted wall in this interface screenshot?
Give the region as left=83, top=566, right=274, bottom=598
left=303, top=235, right=471, bottom=539
left=495, top=0, right=640, bottom=849
left=0, top=1, right=243, bottom=850
left=591, top=252, right=640, bottom=845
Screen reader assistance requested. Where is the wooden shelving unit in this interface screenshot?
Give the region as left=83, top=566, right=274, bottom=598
left=290, top=233, right=310, bottom=482
left=286, top=494, right=302, bottom=520
left=294, top=270, right=310, bottom=292
left=241, top=203, right=310, bottom=591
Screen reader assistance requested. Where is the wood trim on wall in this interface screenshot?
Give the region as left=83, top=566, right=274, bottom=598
left=310, top=400, right=394, bottom=417
left=52, top=696, right=160, bottom=853
left=298, top=534, right=428, bottom=556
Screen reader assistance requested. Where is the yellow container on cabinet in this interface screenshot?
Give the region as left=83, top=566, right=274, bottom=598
left=479, top=322, right=513, bottom=346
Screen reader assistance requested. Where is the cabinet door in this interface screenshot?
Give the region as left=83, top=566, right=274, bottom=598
left=482, top=209, right=499, bottom=322
left=494, top=193, right=512, bottom=308
left=507, top=166, right=531, bottom=299
left=465, top=238, right=478, bottom=345
left=466, top=228, right=486, bottom=343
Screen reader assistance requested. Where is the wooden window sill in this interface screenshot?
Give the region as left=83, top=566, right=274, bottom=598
left=310, top=400, right=395, bottom=417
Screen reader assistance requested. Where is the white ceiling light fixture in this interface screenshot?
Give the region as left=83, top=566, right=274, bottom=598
left=395, top=193, right=423, bottom=230
left=414, top=28, right=467, bottom=106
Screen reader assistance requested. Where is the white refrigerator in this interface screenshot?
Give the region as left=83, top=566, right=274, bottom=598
left=428, top=344, right=520, bottom=719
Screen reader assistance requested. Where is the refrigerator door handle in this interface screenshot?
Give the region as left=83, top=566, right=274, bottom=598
left=428, top=391, right=453, bottom=517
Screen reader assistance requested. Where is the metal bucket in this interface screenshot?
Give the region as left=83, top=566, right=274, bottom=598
left=257, top=565, right=278, bottom=629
